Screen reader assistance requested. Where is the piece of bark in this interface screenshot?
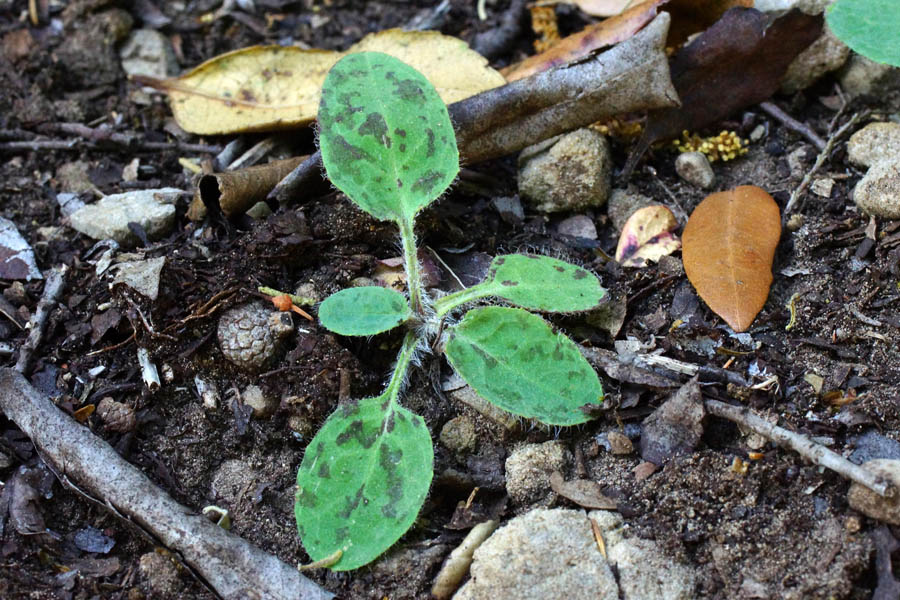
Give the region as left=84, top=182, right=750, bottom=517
left=188, top=156, right=306, bottom=221
left=0, top=368, right=333, bottom=600
left=640, top=376, right=705, bottom=465
left=271, top=12, right=678, bottom=205
left=549, top=471, right=618, bottom=510
left=624, top=8, right=823, bottom=178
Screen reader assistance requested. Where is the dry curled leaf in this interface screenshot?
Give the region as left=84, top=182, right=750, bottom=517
left=615, top=205, right=681, bottom=267
left=138, top=30, right=505, bottom=135
left=682, top=185, right=781, bottom=332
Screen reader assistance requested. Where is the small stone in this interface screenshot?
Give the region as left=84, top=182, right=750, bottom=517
left=67, top=188, right=181, bottom=247
left=96, top=397, right=136, bottom=433
left=492, top=196, right=525, bottom=224
left=55, top=10, right=133, bottom=89
left=810, top=177, right=834, bottom=198
left=440, top=416, right=477, bottom=454
left=505, top=441, right=570, bottom=506
left=119, top=29, right=179, bottom=80
left=556, top=214, right=598, bottom=240
left=853, top=159, right=900, bottom=219
left=847, top=122, right=900, bottom=168
left=675, top=152, right=715, bottom=189
left=640, top=378, right=705, bottom=465
left=518, top=128, right=612, bottom=213
left=588, top=511, right=696, bottom=600
left=838, top=53, right=900, bottom=99
left=111, top=257, right=166, bottom=301
left=657, top=255, right=684, bottom=277
left=787, top=146, right=810, bottom=179
left=780, top=26, right=849, bottom=95
left=607, top=187, right=654, bottom=233
left=3, top=281, right=28, bottom=305
left=849, top=430, right=900, bottom=465
left=139, top=552, right=183, bottom=597
left=211, top=459, right=256, bottom=505
left=454, top=509, right=618, bottom=600
left=217, top=304, right=294, bottom=372
left=749, top=124, right=766, bottom=142
left=241, top=384, right=277, bottom=419
left=847, top=459, right=900, bottom=524
left=786, top=213, right=805, bottom=231
left=287, top=413, right=314, bottom=439
left=607, top=431, right=633, bottom=455
left=56, top=160, right=95, bottom=194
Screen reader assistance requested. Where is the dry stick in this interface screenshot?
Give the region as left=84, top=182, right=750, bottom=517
left=0, top=368, right=334, bottom=600
left=15, top=265, right=67, bottom=374
left=704, top=398, right=893, bottom=498
left=783, top=111, right=865, bottom=222
left=271, top=11, right=678, bottom=204
left=0, top=123, right=221, bottom=154
left=759, top=101, right=826, bottom=151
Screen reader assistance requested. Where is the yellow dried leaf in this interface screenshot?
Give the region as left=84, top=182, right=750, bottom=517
left=142, top=30, right=505, bottom=135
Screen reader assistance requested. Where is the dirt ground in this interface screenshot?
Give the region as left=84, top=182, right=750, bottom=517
left=2, top=0, right=900, bottom=598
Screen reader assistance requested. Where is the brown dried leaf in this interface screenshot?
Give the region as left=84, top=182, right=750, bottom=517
left=570, top=0, right=636, bottom=17
left=682, top=185, right=781, bottom=332
left=639, top=377, right=705, bottom=465
left=138, top=30, right=505, bottom=135
left=615, top=205, right=681, bottom=267
left=625, top=8, right=822, bottom=175
left=549, top=471, right=617, bottom=510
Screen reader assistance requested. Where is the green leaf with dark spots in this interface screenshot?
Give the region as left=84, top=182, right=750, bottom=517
left=295, top=394, right=433, bottom=570
left=318, top=52, right=459, bottom=222
left=480, top=254, right=606, bottom=312
left=445, top=306, right=603, bottom=426
left=319, top=287, right=410, bottom=336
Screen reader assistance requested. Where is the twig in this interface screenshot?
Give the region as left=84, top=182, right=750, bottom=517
left=759, top=101, right=826, bottom=151
left=0, top=124, right=221, bottom=154
left=783, top=112, right=865, bottom=221
left=431, top=520, right=499, bottom=599
left=705, top=398, right=893, bottom=498
left=15, top=265, right=68, bottom=374
left=0, top=368, right=334, bottom=600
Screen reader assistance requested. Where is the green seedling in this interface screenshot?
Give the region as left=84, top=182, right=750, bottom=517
left=827, top=0, right=900, bottom=67
left=294, top=52, right=607, bottom=570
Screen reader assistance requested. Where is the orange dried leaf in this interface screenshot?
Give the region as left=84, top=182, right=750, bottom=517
left=271, top=294, right=293, bottom=312
left=615, top=205, right=681, bottom=267
left=682, top=185, right=781, bottom=332
left=73, top=404, right=96, bottom=423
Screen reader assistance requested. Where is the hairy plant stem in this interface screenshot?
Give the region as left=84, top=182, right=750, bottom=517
left=398, top=216, right=426, bottom=317
left=384, top=330, right=419, bottom=407
left=433, top=284, right=489, bottom=319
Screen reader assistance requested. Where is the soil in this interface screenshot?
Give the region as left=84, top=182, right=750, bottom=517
left=1, top=1, right=899, bottom=599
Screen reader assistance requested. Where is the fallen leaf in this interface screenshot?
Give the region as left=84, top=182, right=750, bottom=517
left=624, top=8, right=823, bottom=176
left=639, top=376, right=705, bottom=465
left=0, top=216, right=42, bottom=281
left=682, top=185, right=781, bottom=332
left=503, top=0, right=752, bottom=82
left=615, top=205, right=681, bottom=267
left=137, top=30, right=505, bottom=135
left=549, top=471, right=618, bottom=509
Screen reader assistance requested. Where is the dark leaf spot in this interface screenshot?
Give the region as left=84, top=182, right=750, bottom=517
left=338, top=486, right=365, bottom=518
left=574, top=269, right=589, bottom=280
left=358, top=112, right=390, bottom=148
left=411, top=170, right=444, bottom=195
left=318, top=462, right=331, bottom=478
left=501, top=280, right=518, bottom=287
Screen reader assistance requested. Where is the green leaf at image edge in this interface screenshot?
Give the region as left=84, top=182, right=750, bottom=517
left=482, top=254, right=606, bottom=312
left=295, top=394, right=433, bottom=570
left=827, top=0, right=900, bottom=67
left=318, top=52, right=460, bottom=222
left=444, top=306, right=603, bottom=426
left=318, top=286, right=410, bottom=336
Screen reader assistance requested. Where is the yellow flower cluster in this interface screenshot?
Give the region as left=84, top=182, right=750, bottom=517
left=672, top=130, right=748, bottom=162
left=591, top=118, right=644, bottom=141
left=530, top=5, right=560, bottom=53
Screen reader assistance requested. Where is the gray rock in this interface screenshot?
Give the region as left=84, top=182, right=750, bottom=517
left=119, top=29, right=179, bottom=80
left=674, top=152, right=715, bottom=189
left=589, top=511, right=696, bottom=600
left=0, top=217, right=42, bottom=281
left=838, top=53, right=900, bottom=98
left=608, top=187, right=654, bottom=233
left=853, top=159, right=900, bottom=219
left=55, top=10, right=132, bottom=89
left=505, top=441, right=570, bottom=506
left=780, top=26, right=849, bottom=95
left=847, top=459, right=900, bottom=525
left=68, top=188, right=180, bottom=247
left=218, top=304, right=294, bottom=372
left=556, top=214, right=598, bottom=240
left=847, top=122, right=900, bottom=168
left=440, top=416, right=477, bottom=454
left=640, top=378, right=705, bottom=465
left=453, top=509, right=618, bottom=600
left=242, top=384, right=277, bottom=419
left=111, top=256, right=165, bottom=300
left=518, top=129, right=612, bottom=213
left=849, top=430, right=900, bottom=464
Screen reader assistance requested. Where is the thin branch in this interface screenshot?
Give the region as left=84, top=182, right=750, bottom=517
left=759, top=100, right=826, bottom=151
left=15, top=265, right=68, bottom=374
left=0, top=124, right=221, bottom=154
left=705, top=398, right=893, bottom=498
